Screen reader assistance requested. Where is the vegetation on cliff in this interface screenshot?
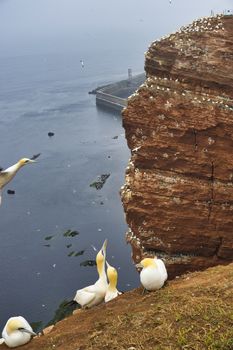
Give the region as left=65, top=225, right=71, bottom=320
left=6, top=263, right=232, bottom=350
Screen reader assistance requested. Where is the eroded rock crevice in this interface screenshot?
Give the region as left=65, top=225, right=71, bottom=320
left=121, top=14, right=233, bottom=278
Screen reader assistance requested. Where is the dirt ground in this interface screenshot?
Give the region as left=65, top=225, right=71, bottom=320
left=1, top=263, right=233, bottom=350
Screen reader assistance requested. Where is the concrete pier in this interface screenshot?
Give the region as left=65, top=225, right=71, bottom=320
left=94, top=73, right=145, bottom=111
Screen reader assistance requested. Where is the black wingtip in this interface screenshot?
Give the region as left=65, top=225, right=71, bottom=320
left=63, top=300, right=79, bottom=308
left=31, top=153, right=41, bottom=160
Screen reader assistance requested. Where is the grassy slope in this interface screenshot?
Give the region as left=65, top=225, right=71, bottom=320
left=1, top=263, right=233, bottom=350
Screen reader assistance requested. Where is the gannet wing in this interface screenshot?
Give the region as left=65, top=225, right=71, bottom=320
left=74, top=287, right=96, bottom=306
left=156, top=259, right=168, bottom=281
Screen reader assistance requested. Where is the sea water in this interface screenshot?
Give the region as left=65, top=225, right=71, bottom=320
left=0, top=52, right=141, bottom=329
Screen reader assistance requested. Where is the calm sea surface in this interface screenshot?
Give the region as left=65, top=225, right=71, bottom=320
left=0, top=52, right=141, bottom=329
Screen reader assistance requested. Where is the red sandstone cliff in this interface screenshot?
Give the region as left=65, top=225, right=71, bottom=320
left=121, top=14, right=233, bottom=277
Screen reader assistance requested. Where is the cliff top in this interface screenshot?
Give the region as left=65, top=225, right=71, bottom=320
left=1, top=262, right=231, bottom=350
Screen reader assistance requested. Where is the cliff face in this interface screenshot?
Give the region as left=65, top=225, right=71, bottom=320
left=121, top=14, right=233, bottom=277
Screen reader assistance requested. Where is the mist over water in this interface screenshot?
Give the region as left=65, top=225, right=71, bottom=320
left=0, top=0, right=232, bottom=330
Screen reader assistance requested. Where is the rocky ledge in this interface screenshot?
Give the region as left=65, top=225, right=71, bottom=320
left=121, top=14, right=233, bottom=277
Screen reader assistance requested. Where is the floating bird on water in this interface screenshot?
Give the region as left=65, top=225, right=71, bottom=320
left=137, top=257, right=168, bottom=292
left=105, top=261, right=122, bottom=303
left=0, top=316, right=36, bottom=348
left=80, top=59, right=84, bottom=68
left=71, top=239, right=108, bottom=308
left=0, top=156, right=38, bottom=205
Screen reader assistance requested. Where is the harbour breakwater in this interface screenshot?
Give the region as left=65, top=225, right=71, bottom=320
left=90, top=73, right=145, bottom=111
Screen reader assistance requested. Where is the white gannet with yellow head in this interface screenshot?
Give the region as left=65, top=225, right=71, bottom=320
left=0, top=316, right=36, bottom=348
left=105, top=261, right=122, bottom=303
left=137, top=256, right=168, bottom=291
left=0, top=157, right=38, bottom=205
left=73, top=239, right=108, bottom=308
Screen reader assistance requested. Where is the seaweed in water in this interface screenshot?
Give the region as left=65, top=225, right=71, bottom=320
left=44, top=235, right=54, bottom=241
left=90, top=174, right=110, bottom=190
left=67, top=249, right=85, bottom=257
left=63, top=229, right=79, bottom=237
left=46, top=300, right=78, bottom=327
left=30, top=321, right=43, bottom=333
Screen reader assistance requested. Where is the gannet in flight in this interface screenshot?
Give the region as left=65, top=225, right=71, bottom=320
left=0, top=156, right=38, bottom=205
left=72, top=239, right=108, bottom=308
left=137, top=257, right=168, bottom=291
left=105, top=261, right=122, bottom=303
left=0, top=316, right=36, bottom=348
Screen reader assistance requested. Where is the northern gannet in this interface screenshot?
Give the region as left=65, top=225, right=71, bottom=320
left=105, top=261, right=122, bottom=303
left=0, top=316, right=36, bottom=348
left=0, top=157, right=37, bottom=205
left=137, top=257, right=168, bottom=291
left=73, top=239, right=108, bottom=308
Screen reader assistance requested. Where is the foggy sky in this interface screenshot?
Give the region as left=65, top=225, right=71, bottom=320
left=0, top=0, right=232, bottom=57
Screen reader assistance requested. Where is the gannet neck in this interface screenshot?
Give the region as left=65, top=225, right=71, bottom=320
left=107, top=263, right=118, bottom=290
left=96, top=239, right=107, bottom=278
left=96, top=252, right=105, bottom=277
left=5, top=162, right=22, bottom=175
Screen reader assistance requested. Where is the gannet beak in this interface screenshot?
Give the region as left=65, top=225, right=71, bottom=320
left=28, top=159, right=37, bottom=163
left=135, top=262, right=143, bottom=270
left=106, top=260, right=110, bottom=268
left=20, top=328, right=37, bottom=336
left=101, top=239, right=108, bottom=255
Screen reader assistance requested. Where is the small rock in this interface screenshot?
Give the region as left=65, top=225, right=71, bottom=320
left=43, top=325, right=54, bottom=335
left=73, top=309, right=81, bottom=316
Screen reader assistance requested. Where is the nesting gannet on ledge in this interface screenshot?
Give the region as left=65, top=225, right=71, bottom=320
left=0, top=316, right=36, bottom=348
left=137, top=257, right=168, bottom=291
left=72, top=239, right=108, bottom=308
left=0, top=157, right=38, bottom=205
left=105, top=261, right=122, bottom=303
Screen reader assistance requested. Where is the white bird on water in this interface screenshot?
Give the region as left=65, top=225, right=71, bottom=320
left=137, top=257, right=168, bottom=292
left=105, top=261, right=122, bottom=303
left=72, top=239, right=108, bottom=308
left=0, top=316, right=36, bottom=348
left=0, top=156, right=38, bottom=205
